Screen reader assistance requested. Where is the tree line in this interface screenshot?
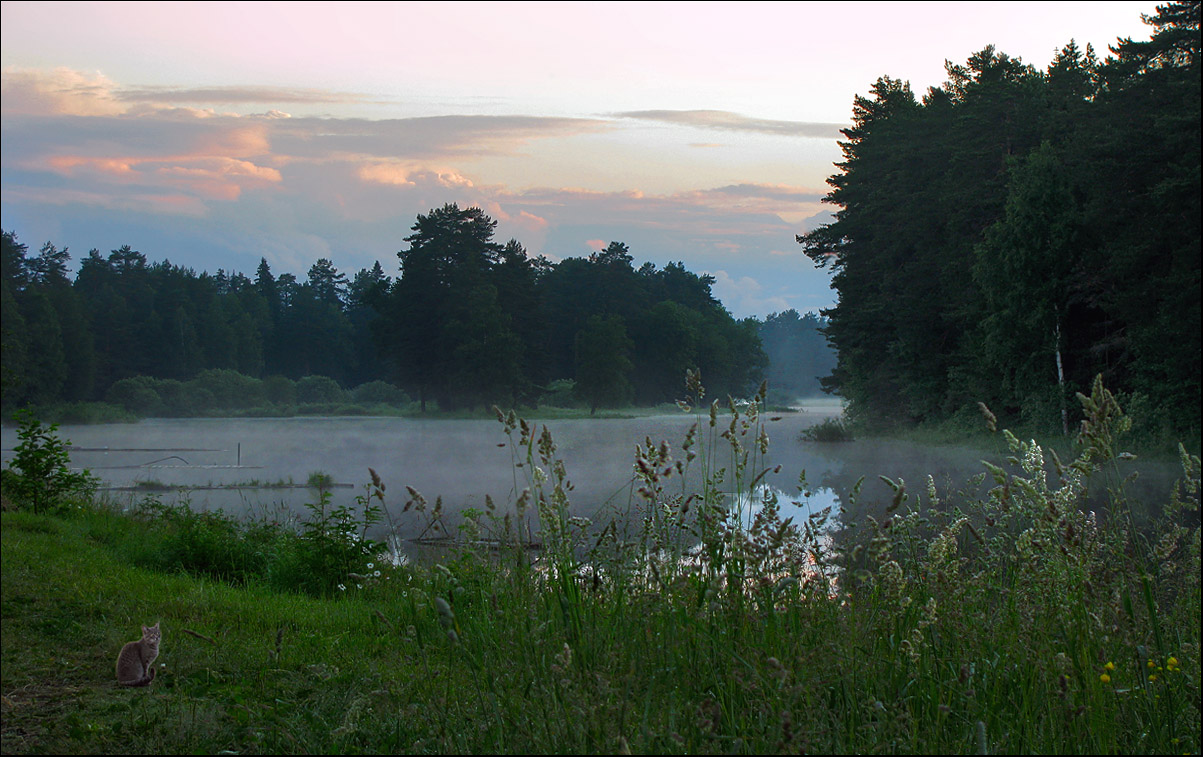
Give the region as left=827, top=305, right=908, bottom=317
left=3, top=203, right=833, bottom=415
left=800, top=1, right=1200, bottom=433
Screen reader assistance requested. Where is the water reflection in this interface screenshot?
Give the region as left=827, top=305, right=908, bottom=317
left=730, top=483, right=841, bottom=529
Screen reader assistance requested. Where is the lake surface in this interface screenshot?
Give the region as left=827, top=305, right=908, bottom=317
left=1, top=406, right=1179, bottom=546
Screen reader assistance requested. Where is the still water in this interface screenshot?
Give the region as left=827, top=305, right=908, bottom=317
left=1, top=406, right=1177, bottom=545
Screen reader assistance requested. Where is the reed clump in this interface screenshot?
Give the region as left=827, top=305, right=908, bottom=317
left=1, top=374, right=1197, bottom=755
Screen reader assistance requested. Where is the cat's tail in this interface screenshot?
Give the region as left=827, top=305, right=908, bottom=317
left=119, top=668, right=156, bottom=687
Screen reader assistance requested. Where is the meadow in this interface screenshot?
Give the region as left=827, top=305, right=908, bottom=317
left=1, top=376, right=1198, bottom=754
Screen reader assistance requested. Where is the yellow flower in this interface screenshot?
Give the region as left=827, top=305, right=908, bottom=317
left=1100, top=673, right=1111, bottom=683
left=1167, top=656, right=1179, bottom=666
left=1104, top=661, right=1116, bottom=671
left=1148, top=659, right=1156, bottom=669
left=1149, top=674, right=1158, bottom=682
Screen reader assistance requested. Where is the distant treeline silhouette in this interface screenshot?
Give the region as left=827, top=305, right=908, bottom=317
left=2, top=208, right=831, bottom=414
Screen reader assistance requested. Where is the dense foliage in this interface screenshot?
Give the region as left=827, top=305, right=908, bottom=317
left=800, top=2, right=1201, bottom=434
left=374, top=205, right=766, bottom=410
left=0, top=411, right=97, bottom=513
left=1, top=206, right=771, bottom=415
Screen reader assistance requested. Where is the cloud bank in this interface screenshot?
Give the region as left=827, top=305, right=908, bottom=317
left=1, top=67, right=836, bottom=317
left=614, top=109, right=844, bottom=138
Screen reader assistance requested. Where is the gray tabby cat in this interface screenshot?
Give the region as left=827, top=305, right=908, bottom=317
left=115, top=622, right=160, bottom=686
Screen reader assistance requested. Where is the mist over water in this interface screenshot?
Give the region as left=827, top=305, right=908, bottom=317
left=1, top=403, right=1178, bottom=547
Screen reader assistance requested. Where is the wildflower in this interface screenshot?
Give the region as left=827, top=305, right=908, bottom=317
left=338, top=583, right=346, bottom=591
left=1167, top=656, right=1179, bottom=671
left=374, top=570, right=381, bottom=577
left=1104, top=661, right=1115, bottom=670
left=1100, top=673, right=1111, bottom=683
left=367, top=562, right=374, bottom=569
left=1149, top=674, right=1158, bottom=682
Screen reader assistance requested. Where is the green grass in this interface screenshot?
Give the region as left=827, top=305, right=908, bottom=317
left=2, top=378, right=1199, bottom=754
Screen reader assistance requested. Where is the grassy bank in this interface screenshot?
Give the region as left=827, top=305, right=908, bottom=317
left=2, top=399, right=710, bottom=427
left=2, top=379, right=1199, bottom=754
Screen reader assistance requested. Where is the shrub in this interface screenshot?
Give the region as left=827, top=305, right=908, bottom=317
left=262, top=375, right=297, bottom=406
left=351, top=380, right=409, bottom=406
left=155, top=378, right=202, bottom=416
left=189, top=369, right=265, bottom=410
left=1, top=411, right=98, bottom=514
left=296, top=375, right=344, bottom=404
left=540, top=378, right=583, bottom=408
left=270, top=485, right=385, bottom=596
left=105, top=376, right=165, bottom=416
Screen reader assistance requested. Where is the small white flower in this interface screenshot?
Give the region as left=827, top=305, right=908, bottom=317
left=338, top=583, right=346, bottom=591
left=374, top=570, right=381, bottom=577
left=367, top=562, right=375, bottom=569
left=356, top=583, right=363, bottom=589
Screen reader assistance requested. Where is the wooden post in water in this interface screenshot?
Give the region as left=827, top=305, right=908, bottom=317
left=237, top=443, right=241, bottom=467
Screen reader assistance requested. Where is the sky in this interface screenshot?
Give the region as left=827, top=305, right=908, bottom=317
left=1, top=1, right=1161, bottom=318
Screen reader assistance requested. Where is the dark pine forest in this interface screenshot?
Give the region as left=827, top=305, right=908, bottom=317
left=800, top=2, right=1200, bottom=434
left=0, top=207, right=807, bottom=417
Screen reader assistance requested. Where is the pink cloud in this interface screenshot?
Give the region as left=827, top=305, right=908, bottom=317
left=357, top=163, right=476, bottom=189
left=47, top=156, right=135, bottom=176
left=195, top=126, right=272, bottom=157
left=357, top=163, right=416, bottom=186
left=481, top=201, right=548, bottom=232
left=516, top=210, right=548, bottom=231
left=0, top=68, right=126, bottom=117
left=42, top=153, right=281, bottom=201
left=2, top=185, right=208, bottom=217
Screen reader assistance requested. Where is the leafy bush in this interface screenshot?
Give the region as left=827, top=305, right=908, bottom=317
left=351, top=380, right=409, bottom=406
left=799, top=416, right=854, bottom=442
left=261, top=375, right=297, bottom=406
left=189, top=369, right=265, bottom=410
left=296, top=375, right=344, bottom=404
left=1, top=411, right=98, bottom=513
left=105, top=376, right=165, bottom=416
left=154, top=378, right=205, bottom=416
left=540, top=378, right=583, bottom=408
left=270, top=484, right=385, bottom=596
